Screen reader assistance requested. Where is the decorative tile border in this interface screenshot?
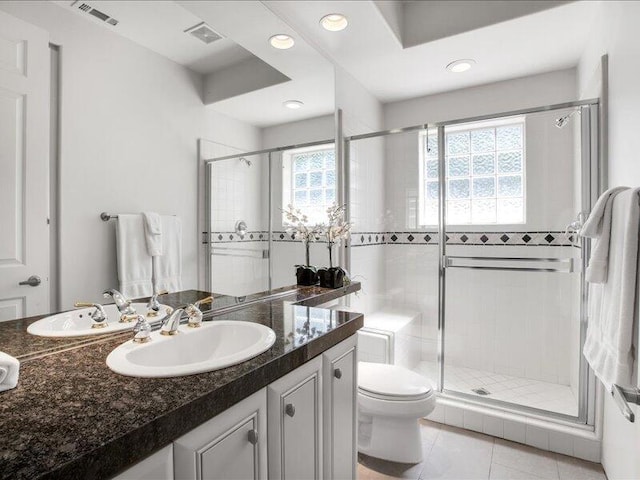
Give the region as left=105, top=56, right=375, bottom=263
left=205, top=231, right=269, bottom=244
left=351, top=231, right=576, bottom=247
left=205, top=230, right=577, bottom=247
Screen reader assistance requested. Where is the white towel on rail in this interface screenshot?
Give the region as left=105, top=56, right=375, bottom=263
left=154, top=215, right=182, bottom=294
left=142, top=212, right=163, bottom=256
left=581, top=186, right=629, bottom=283
left=583, top=188, right=640, bottom=390
left=0, top=351, right=19, bottom=392
left=116, top=214, right=153, bottom=298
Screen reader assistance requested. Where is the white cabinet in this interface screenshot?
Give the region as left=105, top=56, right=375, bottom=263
left=268, top=356, right=323, bottom=480
left=323, top=335, right=358, bottom=480
left=173, top=389, right=267, bottom=480
left=111, top=336, right=358, bottom=480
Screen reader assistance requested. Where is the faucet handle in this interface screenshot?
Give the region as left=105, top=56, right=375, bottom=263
left=132, top=315, right=151, bottom=343
left=195, top=296, right=214, bottom=307
left=74, top=302, right=108, bottom=328
left=185, top=304, right=204, bottom=328
left=120, top=314, right=138, bottom=323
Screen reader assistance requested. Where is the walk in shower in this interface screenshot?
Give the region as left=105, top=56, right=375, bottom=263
left=345, top=100, right=600, bottom=424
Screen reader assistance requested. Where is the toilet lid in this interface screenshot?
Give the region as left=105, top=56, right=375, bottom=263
left=358, top=362, right=433, bottom=399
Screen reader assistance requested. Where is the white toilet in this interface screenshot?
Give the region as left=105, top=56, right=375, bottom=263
left=358, top=361, right=436, bottom=464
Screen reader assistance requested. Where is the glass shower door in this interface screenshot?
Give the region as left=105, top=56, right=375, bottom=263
left=440, top=105, right=597, bottom=421
left=205, top=151, right=271, bottom=297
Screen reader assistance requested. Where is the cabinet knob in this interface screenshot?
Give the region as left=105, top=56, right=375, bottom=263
left=285, top=403, right=296, bottom=417
left=334, top=368, right=342, bottom=379
left=247, top=429, right=258, bottom=445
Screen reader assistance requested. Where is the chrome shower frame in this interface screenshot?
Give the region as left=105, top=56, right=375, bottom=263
left=343, top=98, right=601, bottom=427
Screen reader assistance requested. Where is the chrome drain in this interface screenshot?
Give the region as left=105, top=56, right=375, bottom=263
left=472, top=388, right=491, bottom=396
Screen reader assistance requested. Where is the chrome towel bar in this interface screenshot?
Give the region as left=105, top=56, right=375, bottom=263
left=100, top=212, right=176, bottom=221
left=445, top=256, right=574, bottom=273
left=612, top=384, right=639, bottom=422
left=211, top=247, right=269, bottom=259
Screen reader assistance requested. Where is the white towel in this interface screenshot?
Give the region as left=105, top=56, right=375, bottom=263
left=154, top=216, right=182, bottom=293
left=0, top=351, right=19, bottom=392
left=581, top=186, right=629, bottom=283
left=142, top=212, right=163, bottom=256
left=116, top=215, right=153, bottom=298
left=583, top=188, right=640, bottom=390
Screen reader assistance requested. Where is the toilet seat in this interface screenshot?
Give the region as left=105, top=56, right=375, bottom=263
left=358, top=362, right=433, bottom=401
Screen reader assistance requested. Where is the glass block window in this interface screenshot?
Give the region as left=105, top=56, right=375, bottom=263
left=421, top=120, right=525, bottom=225
left=284, top=146, right=336, bottom=224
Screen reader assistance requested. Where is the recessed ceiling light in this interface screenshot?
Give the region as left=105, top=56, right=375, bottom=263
left=269, top=34, right=295, bottom=49
left=283, top=100, right=304, bottom=110
left=446, top=59, right=476, bottom=73
left=320, top=13, right=348, bottom=31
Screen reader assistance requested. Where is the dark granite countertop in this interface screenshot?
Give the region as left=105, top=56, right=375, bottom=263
left=0, top=284, right=361, bottom=480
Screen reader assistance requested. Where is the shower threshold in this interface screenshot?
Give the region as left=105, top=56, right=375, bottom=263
left=416, top=361, right=578, bottom=417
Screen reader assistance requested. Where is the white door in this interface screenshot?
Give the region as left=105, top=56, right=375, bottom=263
left=0, top=11, right=50, bottom=321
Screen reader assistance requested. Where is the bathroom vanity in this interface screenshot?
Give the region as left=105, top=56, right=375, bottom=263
left=0, top=284, right=362, bottom=480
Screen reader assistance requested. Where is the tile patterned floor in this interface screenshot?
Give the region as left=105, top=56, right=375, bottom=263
left=416, top=362, right=578, bottom=417
left=357, top=420, right=607, bottom=480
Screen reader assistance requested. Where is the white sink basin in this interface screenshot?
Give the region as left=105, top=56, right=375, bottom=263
left=27, top=303, right=170, bottom=338
left=106, top=320, right=276, bottom=378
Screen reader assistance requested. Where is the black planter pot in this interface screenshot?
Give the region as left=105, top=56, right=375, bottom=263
left=317, top=266, right=346, bottom=289
left=296, top=265, right=319, bottom=286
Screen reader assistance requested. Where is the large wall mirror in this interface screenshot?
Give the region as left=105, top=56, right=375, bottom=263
left=0, top=0, right=335, bottom=359
left=196, top=3, right=336, bottom=296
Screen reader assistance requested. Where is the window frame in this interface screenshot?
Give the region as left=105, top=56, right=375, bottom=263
left=282, top=143, right=336, bottom=225
left=418, top=117, right=527, bottom=227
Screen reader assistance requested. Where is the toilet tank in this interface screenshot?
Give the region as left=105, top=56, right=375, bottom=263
left=358, top=328, right=393, bottom=364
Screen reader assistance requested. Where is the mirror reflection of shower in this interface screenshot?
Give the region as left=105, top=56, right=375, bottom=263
left=239, top=157, right=252, bottom=167
left=555, top=109, right=580, bottom=128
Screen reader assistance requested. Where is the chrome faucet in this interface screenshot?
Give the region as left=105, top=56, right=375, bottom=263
left=132, top=315, right=151, bottom=343
left=103, top=289, right=136, bottom=316
left=160, top=308, right=185, bottom=336
left=74, top=302, right=108, bottom=328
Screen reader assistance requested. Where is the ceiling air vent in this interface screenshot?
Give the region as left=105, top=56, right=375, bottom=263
left=70, top=1, right=119, bottom=26
left=184, top=22, right=223, bottom=45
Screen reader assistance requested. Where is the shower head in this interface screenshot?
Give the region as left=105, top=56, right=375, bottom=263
left=239, top=157, right=252, bottom=167
left=555, top=110, right=579, bottom=129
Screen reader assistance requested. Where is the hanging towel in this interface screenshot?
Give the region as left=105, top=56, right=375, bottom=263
left=0, top=351, right=19, bottom=393
left=581, top=186, right=629, bottom=283
left=154, top=215, right=182, bottom=294
left=583, top=188, right=640, bottom=390
left=142, top=212, right=163, bottom=256
left=116, top=214, right=153, bottom=298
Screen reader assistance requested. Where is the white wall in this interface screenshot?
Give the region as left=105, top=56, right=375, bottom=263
left=578, top=2, right=640, bottom=478
left=0, top=1, right=207, bottom=308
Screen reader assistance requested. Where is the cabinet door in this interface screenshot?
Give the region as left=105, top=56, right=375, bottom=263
left=268, top=357, right=322, bottom=480
left=323, top=335, right=358, bottom=480
left=283, top=377, right=318, bottom=479
left=174, top=389, right=267, bottom=480
left=199, top=418, right=257, bottom=479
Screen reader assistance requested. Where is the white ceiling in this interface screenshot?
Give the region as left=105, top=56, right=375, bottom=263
left=266, top=0, right=598, bottom=103
left=54, top=0, right=598, bottom=127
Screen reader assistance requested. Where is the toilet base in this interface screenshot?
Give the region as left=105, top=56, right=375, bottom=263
left=358, top=413, right=424, bottom=463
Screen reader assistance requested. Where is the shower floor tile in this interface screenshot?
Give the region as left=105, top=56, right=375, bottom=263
left=416, top=362, right=578, bottom=417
